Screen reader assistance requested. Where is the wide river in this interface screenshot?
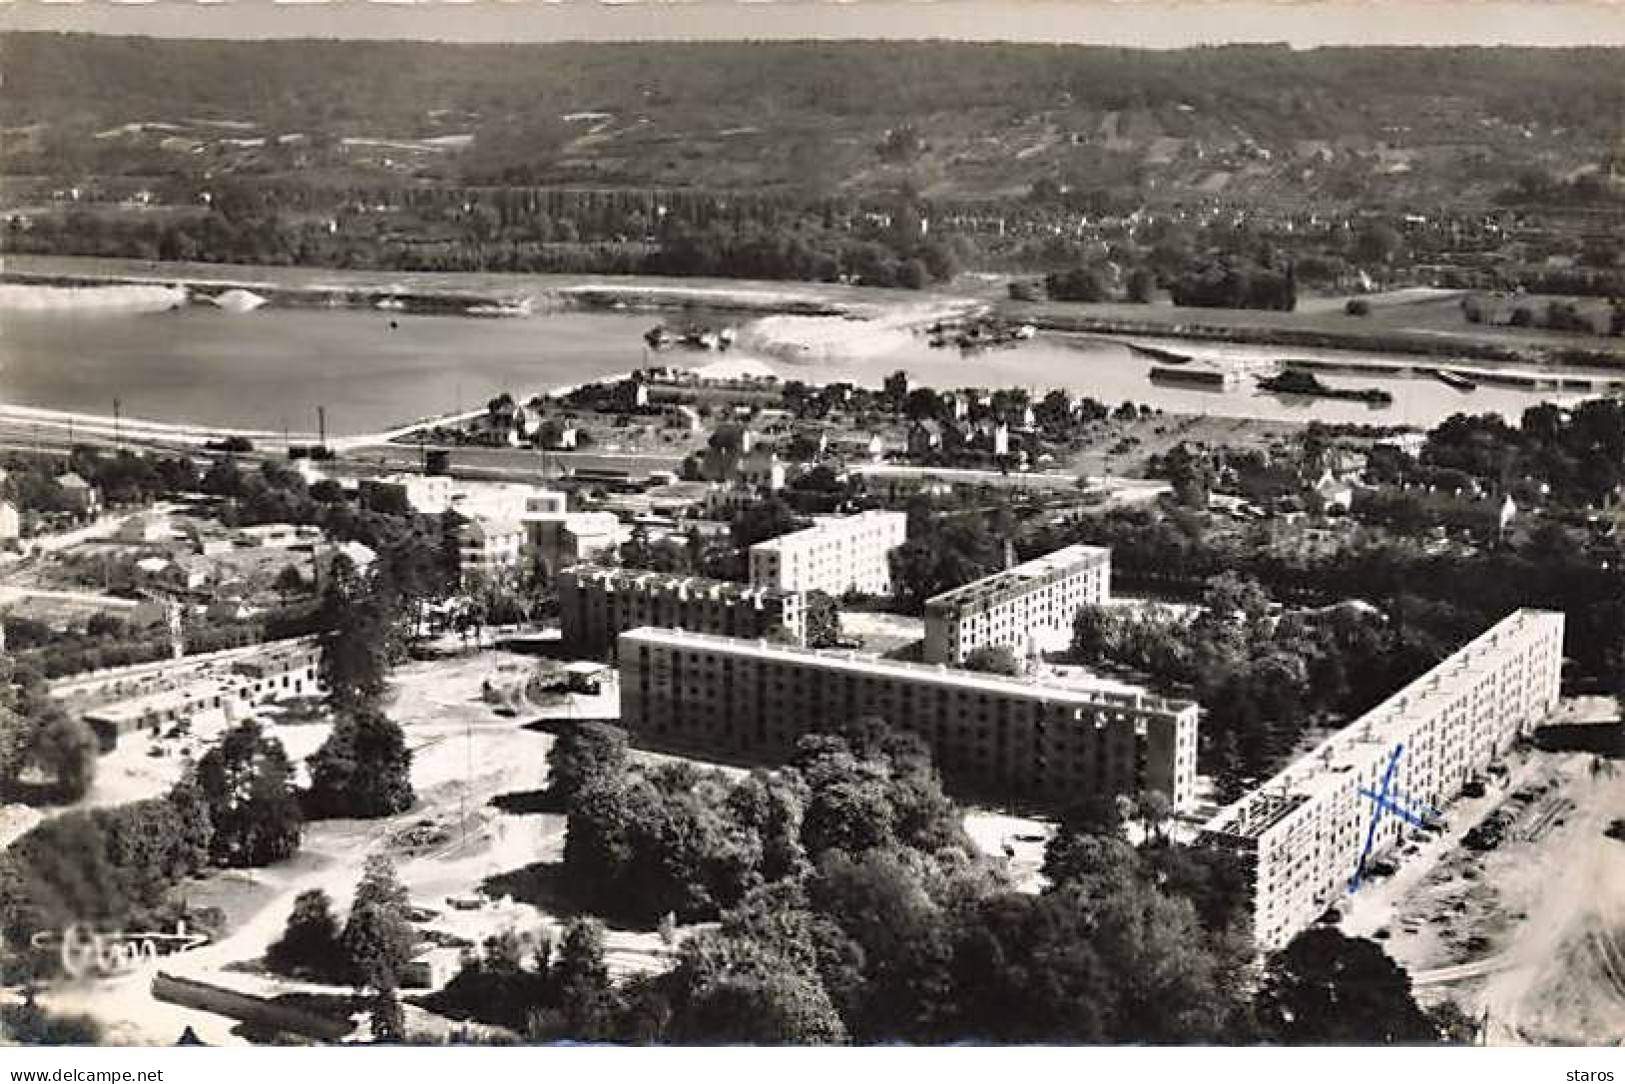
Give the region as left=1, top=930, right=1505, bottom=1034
left=0, top=290, right=1612, bottom=436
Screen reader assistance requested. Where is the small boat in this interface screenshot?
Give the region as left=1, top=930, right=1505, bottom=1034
left=1150, top=365, right=1236, bottom=387
left=1433, top=369, right=1477, bottom=392
left=1257, top=369, right=1393, bottom=405
left=466, top=297, right=533, bottom=318
left=1128, top=342, right=1193, bottom=365
left=1011, top=324, right=1037, bottom=341
left=376, top=297, right=406, bottom=312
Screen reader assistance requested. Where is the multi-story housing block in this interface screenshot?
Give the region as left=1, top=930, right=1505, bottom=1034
left=748, top=511, right=908, bottom=597
left=1197, top=608, right=1564, bottom=950
left=619, top=626, right=1199, bottom=810
left=558, top=565, right=804, bottom=657
left=456, top=517, right=526, bottom=582
left=923, top=544, right=1111, bottom=664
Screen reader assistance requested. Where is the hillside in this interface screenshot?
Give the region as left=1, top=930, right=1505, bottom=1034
left=4, top=34, right=1624, bottom=206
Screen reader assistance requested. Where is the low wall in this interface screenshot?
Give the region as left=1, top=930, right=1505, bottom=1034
left=151, top=972, right=354, bottom=1043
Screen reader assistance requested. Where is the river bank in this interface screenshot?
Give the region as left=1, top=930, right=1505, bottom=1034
left=0, top=253, right=943, bottom=322
left=1001, top=300, right=1625, bottom=371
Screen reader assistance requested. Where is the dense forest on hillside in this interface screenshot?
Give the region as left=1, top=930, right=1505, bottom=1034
left=7, top=35, right=1625, bottom=139
left=3, top=35, right=1621, bottom=291
left=5, top=35, right=1623, bottom=202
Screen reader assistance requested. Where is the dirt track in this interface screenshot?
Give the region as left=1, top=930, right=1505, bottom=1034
left=1390, top=728, right=1625, bottom=1046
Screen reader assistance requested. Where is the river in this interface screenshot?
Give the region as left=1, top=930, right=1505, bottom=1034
left=0, top=281, right=1614, bottom=436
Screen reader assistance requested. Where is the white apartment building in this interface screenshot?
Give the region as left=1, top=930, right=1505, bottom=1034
left=619, top=626, right=1200, bottom=810
left=524, top=511, right=621, bottom=579
left=452, top=481, right=568, bottom=522
left=1197, top=608, right=1564, bottom=950
left=923, top=544, right=1111, bottom=664
left=456, top=517, right=526, bottom=582
left=359, top=473, right=456, bottom=515
left=748, top=511, right=908, bottom=598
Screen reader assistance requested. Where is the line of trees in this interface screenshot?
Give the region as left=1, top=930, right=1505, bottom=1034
left=1031, top=501, right=1624, bottom=685
left=1071, top=573, right=1481, bottom=797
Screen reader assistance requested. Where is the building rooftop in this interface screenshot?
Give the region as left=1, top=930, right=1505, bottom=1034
left=619, top=625, right=1194, bottom=715
left=563, top=564, right=797, bottom=603
left=1202, top=608, right=1563, bottom=841
left=750, top=510, right=907, bottom=554
left=459, top=517, right=524, bottom=540
left=925, top=544, right=1110, bottom=614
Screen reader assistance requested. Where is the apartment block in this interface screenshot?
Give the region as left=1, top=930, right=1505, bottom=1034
left=619, top=626, right=1199, bottom=810
left=524, top=511, right=621, bottom=579
left=748, top=511, right=908, bottom=597
left=358, top=473, right=455, bottom=515
left=558, top=565, right=804, bottom=657
left=456, top=517, right=526, bottom=582
left=1197, top=608, right=1564, bottom=951
left=923, top=544, right=1111, bottom=664
left=81, top=640, right=324, bottom=747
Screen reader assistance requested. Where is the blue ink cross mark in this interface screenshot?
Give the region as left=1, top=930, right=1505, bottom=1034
left=1348, top=742, right=1440, bottom=893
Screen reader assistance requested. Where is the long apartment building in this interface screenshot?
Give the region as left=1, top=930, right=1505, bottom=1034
left=748, top=511, right=908, bottom=597
left=80, top=640, right=324, bottom=747
left=923, top=544, right=1111, bottom=664
left=619, top=626, right=1200, bottom=810
left=558, top=565, right=805, bottom=657
left=1197, top=608, right=1564, bottom=951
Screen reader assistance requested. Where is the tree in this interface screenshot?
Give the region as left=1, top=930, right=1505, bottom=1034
left=369, top=984, right=406, bottom=1042
left=888, top=517, right=1001, bottom=614
left=1126, top=268, right=1156, bottom=304
left=730, top=497, right=799, bottom=550
left=317, top=554, right=397, bottom=715
left=801, top=774, right=895, bottom=857
left=1353, top=221, right=1403, bottom=266
left=804, top=590, right=842, bottom=649
left=1044, top=266, right=1109, bottom=302
left=962, top=644, right=1021, bottom=676
left=343, top=854, right=416, bottom=993
left=546, top=723, right=628, bottom=808
left=29, top=711, right=99, bottom=801
left=0, top=989, right=103, bottom=1044
left=553, top=918, right=617, bottom=1040
left=1428, top=999, right=1481, bottom=1044
left=1134, top=790, right=1174, bottom=842
left=1254, top=927, right=1437, bottom=1044
left=274, top=564, right=308, bottom=603
left=305, top=711, right=415, bottom=819
left=671, top=956, right=849, bottom=1044
left=195, top=720, right=303, bottom=867
left=266, top=888, right=348, bottom=981
left=1042, top=830, right=1140, bottom=897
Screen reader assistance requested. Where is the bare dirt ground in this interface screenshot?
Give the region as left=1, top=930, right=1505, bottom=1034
left=839, top=609, right=924, bottom=657
left=32, top=649, right=651, bottom=1044
left=1372, top=700, right=1625, bottom=1046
